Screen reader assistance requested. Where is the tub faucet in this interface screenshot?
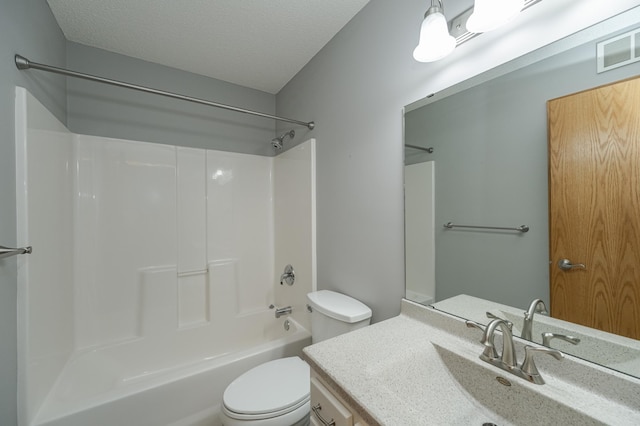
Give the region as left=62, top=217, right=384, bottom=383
left=275, top=306, right=292, bottom=318
left=522, top=299, right=548, bottom=340
left=279, top=264, right=295, bottom=286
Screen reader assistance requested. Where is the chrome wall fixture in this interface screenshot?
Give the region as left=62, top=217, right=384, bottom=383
left=443, top=222, right=529, bottom=233
left=280, top=264, right=295, bottom=286
left=414, top=0, right=543, bottom=63
left=0, top=245, right=32, bottom=260
left=15, top=55, right=315, bottom=130
left=405, top=144, right=433, bottom=153
left=271, top=130, right=295, bottom=150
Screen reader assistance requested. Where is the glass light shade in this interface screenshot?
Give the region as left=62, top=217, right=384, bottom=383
left=466, top=0, right=524, bottom=33
left=413, top=10, right=456, bottom=63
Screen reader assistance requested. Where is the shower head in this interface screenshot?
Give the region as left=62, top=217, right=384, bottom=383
left=271, top=138, right=283, bottom=150
left=271, top=130, right=295, bottom=150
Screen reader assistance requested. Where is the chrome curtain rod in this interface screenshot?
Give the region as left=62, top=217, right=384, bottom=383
left=15, top=55, right=315, bottom=130
left=443, top=222, right=529, bottom=233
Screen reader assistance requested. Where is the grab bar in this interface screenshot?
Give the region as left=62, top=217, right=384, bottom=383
left=0, top=245, right=32, bottom=260
left=443, top=222, right=529, bottom=233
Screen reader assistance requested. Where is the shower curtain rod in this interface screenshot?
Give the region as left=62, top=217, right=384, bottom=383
left=15, top=55, right=315, bottom=130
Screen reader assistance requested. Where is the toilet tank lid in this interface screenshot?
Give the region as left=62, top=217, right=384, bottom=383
left=307, top=290, right=372, bottom=323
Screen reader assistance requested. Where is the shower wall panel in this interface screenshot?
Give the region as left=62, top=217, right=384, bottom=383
left=274, top=141, right=316, bottom=331
left=17, top=88, right=315, bottom=425
left=74, top=135, right=179, bottom=348
left=15, top=88, right=75, bottom=426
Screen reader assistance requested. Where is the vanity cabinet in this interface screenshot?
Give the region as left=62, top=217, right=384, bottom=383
left=310, top=370, right=370, bottom=426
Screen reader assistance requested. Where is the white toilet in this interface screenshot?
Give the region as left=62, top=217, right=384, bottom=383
left=220, top=290, right=372, bottom=426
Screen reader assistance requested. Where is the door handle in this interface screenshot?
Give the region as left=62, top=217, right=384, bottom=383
left=557, top=259, right=586, bottom=271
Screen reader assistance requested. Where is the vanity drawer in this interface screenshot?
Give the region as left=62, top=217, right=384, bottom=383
left=310, top=376, right=353, bottom=426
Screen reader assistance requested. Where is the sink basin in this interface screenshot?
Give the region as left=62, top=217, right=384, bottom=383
left=432, top=343, right=603, bottom=425
left=370, top=340, right=613, bottom=425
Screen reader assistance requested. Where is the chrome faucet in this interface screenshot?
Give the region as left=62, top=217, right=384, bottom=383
left=485, top=312, right=513, bottom=331
left=522, top=299, right=548, bottom=340
left=279, top=264, right=295, bottom=286
left=475, top=319, right=516, bottom=367
left=467, top=318, right=563, bottom=385
left=274, top=306, right=292, bottom=318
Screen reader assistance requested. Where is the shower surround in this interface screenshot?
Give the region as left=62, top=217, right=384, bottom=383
left=15, top=88, right=315, bottom=425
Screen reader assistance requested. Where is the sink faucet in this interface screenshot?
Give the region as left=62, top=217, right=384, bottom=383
left=485, top=312, right=513, bottom=331
left=522, top=299, right=548, bottom=340
left=467, top=318, right=563, bottom=385
left=479, top=319, right=516, bottom=367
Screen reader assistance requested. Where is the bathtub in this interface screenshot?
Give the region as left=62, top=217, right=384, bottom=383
left=31, top=313, right=311, bottom=426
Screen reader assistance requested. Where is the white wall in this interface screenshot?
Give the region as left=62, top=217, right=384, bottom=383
left=276, top=0, right=640, bottom=322
left=404, top=161, right=434, bottom=304
left=274, top=140, right=317, bottom=330
left=15, top=88, right=74, bottom=426
left=1, top=3, right=67, bottom=424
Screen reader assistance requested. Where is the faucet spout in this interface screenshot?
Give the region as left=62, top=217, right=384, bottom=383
left=481, top=319, right=516, bottom=367
left=275, top=306, right=292, bottom=318
left=522, top=299, right=548, bottom=340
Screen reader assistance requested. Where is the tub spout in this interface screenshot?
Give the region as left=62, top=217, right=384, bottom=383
left=275, top=306, right=292, bottom=318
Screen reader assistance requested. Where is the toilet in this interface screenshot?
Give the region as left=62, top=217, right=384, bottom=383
left=220, top=290, right=372, bottom=425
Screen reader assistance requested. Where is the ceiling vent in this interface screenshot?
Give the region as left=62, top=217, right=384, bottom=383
left=597, top=27, right=640, bottom=73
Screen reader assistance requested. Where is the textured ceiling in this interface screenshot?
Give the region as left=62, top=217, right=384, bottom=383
left=47, top=0, right=370, bottom=94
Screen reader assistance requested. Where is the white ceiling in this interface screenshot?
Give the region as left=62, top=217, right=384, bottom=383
left=47, top=0, right=370, bottom=94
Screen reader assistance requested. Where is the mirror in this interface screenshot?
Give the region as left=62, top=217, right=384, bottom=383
left=404, top=10, right=640, bottom=378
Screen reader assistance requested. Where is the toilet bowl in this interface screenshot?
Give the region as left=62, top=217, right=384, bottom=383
left=220, top=291, right=372, bottom=425
left=220, top=357, right=310, bottom=426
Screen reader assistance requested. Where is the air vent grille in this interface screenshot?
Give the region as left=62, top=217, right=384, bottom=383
left=597, top=28, right=640, bottom=73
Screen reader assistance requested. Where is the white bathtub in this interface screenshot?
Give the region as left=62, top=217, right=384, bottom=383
left=31, top=314, right=311, bottom=426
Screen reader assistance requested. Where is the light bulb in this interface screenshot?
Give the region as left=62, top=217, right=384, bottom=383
left=413, top=9, right=456, bottom=63
left=467, top=0, right=524, bottom=33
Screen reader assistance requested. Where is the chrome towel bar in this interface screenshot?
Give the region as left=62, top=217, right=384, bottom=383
left=0, top=245, right=32, bottom=260
left=443, top=222, right=529, bottom=233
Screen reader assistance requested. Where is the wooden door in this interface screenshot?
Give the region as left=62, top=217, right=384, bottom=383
left=548, top=77, right=640, bottom=340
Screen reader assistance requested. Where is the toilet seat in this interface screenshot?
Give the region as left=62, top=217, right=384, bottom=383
left=222, top=356, right=310, bottom=420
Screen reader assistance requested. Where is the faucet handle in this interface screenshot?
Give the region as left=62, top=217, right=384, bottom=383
left=521, top=345, right=564, bottom=383
left=541, top=332, right=580, bottom=347
left=465, top=320, right=485, bottom=332
left=465, top=320, right=498, bottom=360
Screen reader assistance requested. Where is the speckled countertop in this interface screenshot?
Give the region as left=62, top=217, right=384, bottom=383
left=303, top=299, right=640, bottom=426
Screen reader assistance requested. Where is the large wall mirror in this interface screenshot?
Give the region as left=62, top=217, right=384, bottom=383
left=404, top=9, right=640, bottom=379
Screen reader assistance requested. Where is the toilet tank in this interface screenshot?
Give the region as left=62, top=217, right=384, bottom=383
left=307, top=290, right=372, bottom=344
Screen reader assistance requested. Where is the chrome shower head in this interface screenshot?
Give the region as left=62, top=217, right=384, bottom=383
left=271, top=130, right=295, bottom=150
left=271, top=138, right=283, bottom=150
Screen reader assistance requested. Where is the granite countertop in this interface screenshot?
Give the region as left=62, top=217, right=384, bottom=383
left=303, top=299, right=640, bottom=426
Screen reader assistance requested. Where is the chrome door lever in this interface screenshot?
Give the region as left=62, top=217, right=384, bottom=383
left=557, top=259, right=586, bottom=271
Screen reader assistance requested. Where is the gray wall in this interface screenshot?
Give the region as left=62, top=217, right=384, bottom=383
left=405, top=27, right=640, bottom=309
left=276, top=0, right=640, bottom=323
left=67, top=42, right=277, bottom=156
left=0, top=1, right=67, bottom=424
left=276, top=0, right=428, bottom=322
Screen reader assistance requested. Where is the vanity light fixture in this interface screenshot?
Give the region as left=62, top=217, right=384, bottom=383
left=466, top=0, right=525, bottom=33
left=413, top=0, right=456, bottom=63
